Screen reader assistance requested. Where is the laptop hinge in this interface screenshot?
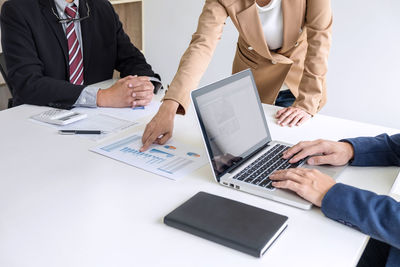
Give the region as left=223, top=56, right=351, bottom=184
left=221, top=141, right=271, bottom=176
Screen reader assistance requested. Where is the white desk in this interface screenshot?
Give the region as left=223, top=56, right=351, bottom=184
left=0, top=98, right=399, bottom=267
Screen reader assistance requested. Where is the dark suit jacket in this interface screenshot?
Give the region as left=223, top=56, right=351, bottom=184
left=322, top=134, right=400, bottom=267
left=1, top=0, right=160, bottom=108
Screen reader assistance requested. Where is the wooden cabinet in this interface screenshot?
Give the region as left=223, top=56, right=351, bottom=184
left=110, top=0, right=143, bottom=52
left=110, top=0, right=144, bottom=77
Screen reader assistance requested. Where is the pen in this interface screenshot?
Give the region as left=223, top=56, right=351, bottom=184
left=58, top=130, right=104, bottom=135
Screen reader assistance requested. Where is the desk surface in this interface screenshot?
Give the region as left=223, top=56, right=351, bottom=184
left=0, top=99, right=399, bottom=267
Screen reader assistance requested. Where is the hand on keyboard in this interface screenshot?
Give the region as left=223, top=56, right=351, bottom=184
left=233, top=144, right=306, bottom=190
left=282, top=140, right=354, bottom=166
left=270, top=168, right=336, bottom=207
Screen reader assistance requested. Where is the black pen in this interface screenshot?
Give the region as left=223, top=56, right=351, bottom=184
left=58, top=130, right=105, bottom=135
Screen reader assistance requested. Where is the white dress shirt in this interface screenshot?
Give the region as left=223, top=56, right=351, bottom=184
left=54, top=0, right=99, bottom=107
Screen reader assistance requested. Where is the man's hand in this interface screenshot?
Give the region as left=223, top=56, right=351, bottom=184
left=283, top=139, right=354, bottom=166
left=130, top=77, right=154, bottom=107
left=140, top=100, right=179, bottom=151
left=270, top=168, right=336, bottom=207
left=97, top=76, right=154, bottom=108
left=275, top=107, right=311, bottom=127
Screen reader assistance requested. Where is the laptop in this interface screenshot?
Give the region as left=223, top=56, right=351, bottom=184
left=191, top=69, right=346, bottom=210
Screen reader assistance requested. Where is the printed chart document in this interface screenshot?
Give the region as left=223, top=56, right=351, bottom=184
left=91, top=132, right=208, bottom=180
left=390, top=170, right=400, bottom=201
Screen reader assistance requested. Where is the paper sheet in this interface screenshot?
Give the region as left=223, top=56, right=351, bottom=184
left=72, top=100, right=161, bottom=123
left=90, top=132, right=208, bottom=180
left=30, top=101, right=161, bottom=141
left=59, top=114, right=137, bottom=141
left=30, top=111, right=138, bottom=141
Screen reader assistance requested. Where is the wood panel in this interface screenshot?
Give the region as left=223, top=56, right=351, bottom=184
left=111, top=1, right=143, bottom=51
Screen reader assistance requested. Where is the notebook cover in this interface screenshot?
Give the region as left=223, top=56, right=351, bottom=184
left=164, top=191, right=288, bottom=257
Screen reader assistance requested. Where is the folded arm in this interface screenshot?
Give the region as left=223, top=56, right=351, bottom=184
left=293, top=0, right=332, bottom=115
left=141, top=0, right=228, bottom=151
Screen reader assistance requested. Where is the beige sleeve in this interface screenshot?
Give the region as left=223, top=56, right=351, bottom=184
left=292, top=0, right=332, bottom=115
left=163, top=0, right=228, bottom=115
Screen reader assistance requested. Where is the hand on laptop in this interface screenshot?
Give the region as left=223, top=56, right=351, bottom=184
left=282, top=140, right=355, bottom=166
left=275, top=107, right=311, bottom=127
left=141, top=100, right=179, bottom=151
left=97, top=75, right=154, bottom=108
left=270, top=168, right=336, bottom=207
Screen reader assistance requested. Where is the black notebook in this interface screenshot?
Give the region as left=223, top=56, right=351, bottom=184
left=164, top=192, right=288, bottom=257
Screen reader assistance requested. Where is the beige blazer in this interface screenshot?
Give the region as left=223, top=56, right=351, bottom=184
left=164, top=0, right=332, bottom=115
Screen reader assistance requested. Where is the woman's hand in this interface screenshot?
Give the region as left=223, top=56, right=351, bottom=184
left=140, top=100, right=179, bottom=151
left=275, top=107, right=311, bottom=127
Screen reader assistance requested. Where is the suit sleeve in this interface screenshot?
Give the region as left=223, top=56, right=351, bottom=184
left=343, top=134, right=400, bottom=166
left=109, top=2, right=160, bottom=81
left=162, top=0, right=228, bottom=115
left=0, top=1, right=84, bottom=108
left=322, top=183, right=400, bottom=250
left=292, top=0, right=332, bottom=115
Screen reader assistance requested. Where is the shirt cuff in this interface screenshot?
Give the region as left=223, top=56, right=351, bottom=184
left=73, top=86, right=100, bottom=107
left=148, top=76, right=161, bottom=83
left=148, top=77, right=163, bottom=94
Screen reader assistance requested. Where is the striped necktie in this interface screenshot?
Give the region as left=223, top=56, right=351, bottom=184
left=64, top=4, right=84, bottom=85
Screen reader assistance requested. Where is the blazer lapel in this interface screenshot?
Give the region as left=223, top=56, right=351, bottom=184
left=79, top=0, right=93, bottom=81
left=39, top=0, right=69, bottom=68
left=236, top=1, right=272, bottom=59
left=279, top=0, right=303, bottom=53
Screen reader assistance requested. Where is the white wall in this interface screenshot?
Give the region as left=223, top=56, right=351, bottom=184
left=143, top=0, right=237, bottom=88
left=324, top=0, right=400, bottom=129
left=143, top=0, right=400, bottom=130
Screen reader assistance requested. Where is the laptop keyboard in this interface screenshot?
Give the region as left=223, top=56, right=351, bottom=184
left=232, top=144, right=305, bottom=190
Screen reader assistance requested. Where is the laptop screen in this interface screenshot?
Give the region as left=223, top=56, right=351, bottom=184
left=192, top=69, right=272, bottom=180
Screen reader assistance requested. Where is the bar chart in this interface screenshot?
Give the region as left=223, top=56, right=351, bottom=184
left=92, top=133, right=207, bottom=180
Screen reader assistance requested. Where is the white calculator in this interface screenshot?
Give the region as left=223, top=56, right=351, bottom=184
left=31, top=108, right=87, bottom=125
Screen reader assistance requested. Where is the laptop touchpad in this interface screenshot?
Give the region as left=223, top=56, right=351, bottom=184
left=302, top=164, right=346, bottom=179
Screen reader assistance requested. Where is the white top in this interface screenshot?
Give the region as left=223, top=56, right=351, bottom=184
left=256, top=0, right=283, bottom=50
left=256, top=0, right=288, bottom=91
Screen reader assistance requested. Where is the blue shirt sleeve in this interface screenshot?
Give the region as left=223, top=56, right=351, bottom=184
left=322, top=183, right=400, bottom=250
left=342, top=134, right=400, bottom=166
